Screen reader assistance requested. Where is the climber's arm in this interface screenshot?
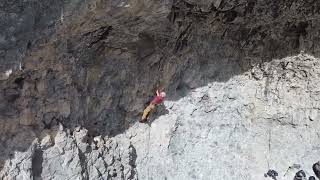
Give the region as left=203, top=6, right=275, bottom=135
left=156, top=87, right=164, bottom=96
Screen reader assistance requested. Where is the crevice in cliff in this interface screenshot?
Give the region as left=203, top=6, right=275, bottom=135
left=168, top=116, right=181, bottom=150
left=82, top=26, right=113, bottom=48
left=77, top=147, right=89, bottom=179
left=128, top=143, right=137, bottom=180
left=32, top=148, right=44, bottom=179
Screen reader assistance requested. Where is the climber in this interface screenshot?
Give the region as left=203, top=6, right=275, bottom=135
left=140, top=88, right=166, bottom=122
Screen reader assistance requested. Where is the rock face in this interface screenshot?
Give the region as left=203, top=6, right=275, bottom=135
left=313, top=162, right=320, bottom=179
left=118, top=54, right=320, bottom=180
left=0, top=0, right=97, bottom=74
left=1, top=0, right=320, bottom=179
left=2, top=53, right=320, bottom=180
left=0, top=0, right=62, bottom=73
left=1, top=125, right=138, bottom=180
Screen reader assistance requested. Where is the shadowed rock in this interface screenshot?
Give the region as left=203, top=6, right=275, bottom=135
left=1, top=0, right=320, bottom=179
left=313, top=162, right=320, bottom=179
left=294, top=170, right=306, bottom=180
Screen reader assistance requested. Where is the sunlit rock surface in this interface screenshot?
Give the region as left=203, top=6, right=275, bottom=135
left=1, top=0, right=320, bottom=179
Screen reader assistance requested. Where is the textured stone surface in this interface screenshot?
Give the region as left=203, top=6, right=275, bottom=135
left=117, top=54, right=320, bottom=180
left=2, top=0, right=320, bottom=138
left=1, top=0, right=320, bottom=179
left=0, top=0, right=100, bottom=73
left=313, top=162, right=320, bottom=179
left=1, top=54, right=320, bottom=180
left=0, top=124, right=137, bottom=180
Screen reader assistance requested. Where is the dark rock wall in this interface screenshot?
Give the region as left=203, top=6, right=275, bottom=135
left=0, top=0, right=66, bottom=71
left=1, top=0, right=320, bottom=159
left=0, top=0, right=100, bottom=72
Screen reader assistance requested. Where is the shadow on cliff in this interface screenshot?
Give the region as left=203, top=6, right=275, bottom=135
left=40, top=0, right=320, bottom=139
left=2, top=0, right=320, bottom=173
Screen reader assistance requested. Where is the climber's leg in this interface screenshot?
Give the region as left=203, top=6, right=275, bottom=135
left=141, top=103, right=155, bottom=122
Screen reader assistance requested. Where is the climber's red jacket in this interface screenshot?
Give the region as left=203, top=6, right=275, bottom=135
left=151, top=96, right=163, bottom=104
